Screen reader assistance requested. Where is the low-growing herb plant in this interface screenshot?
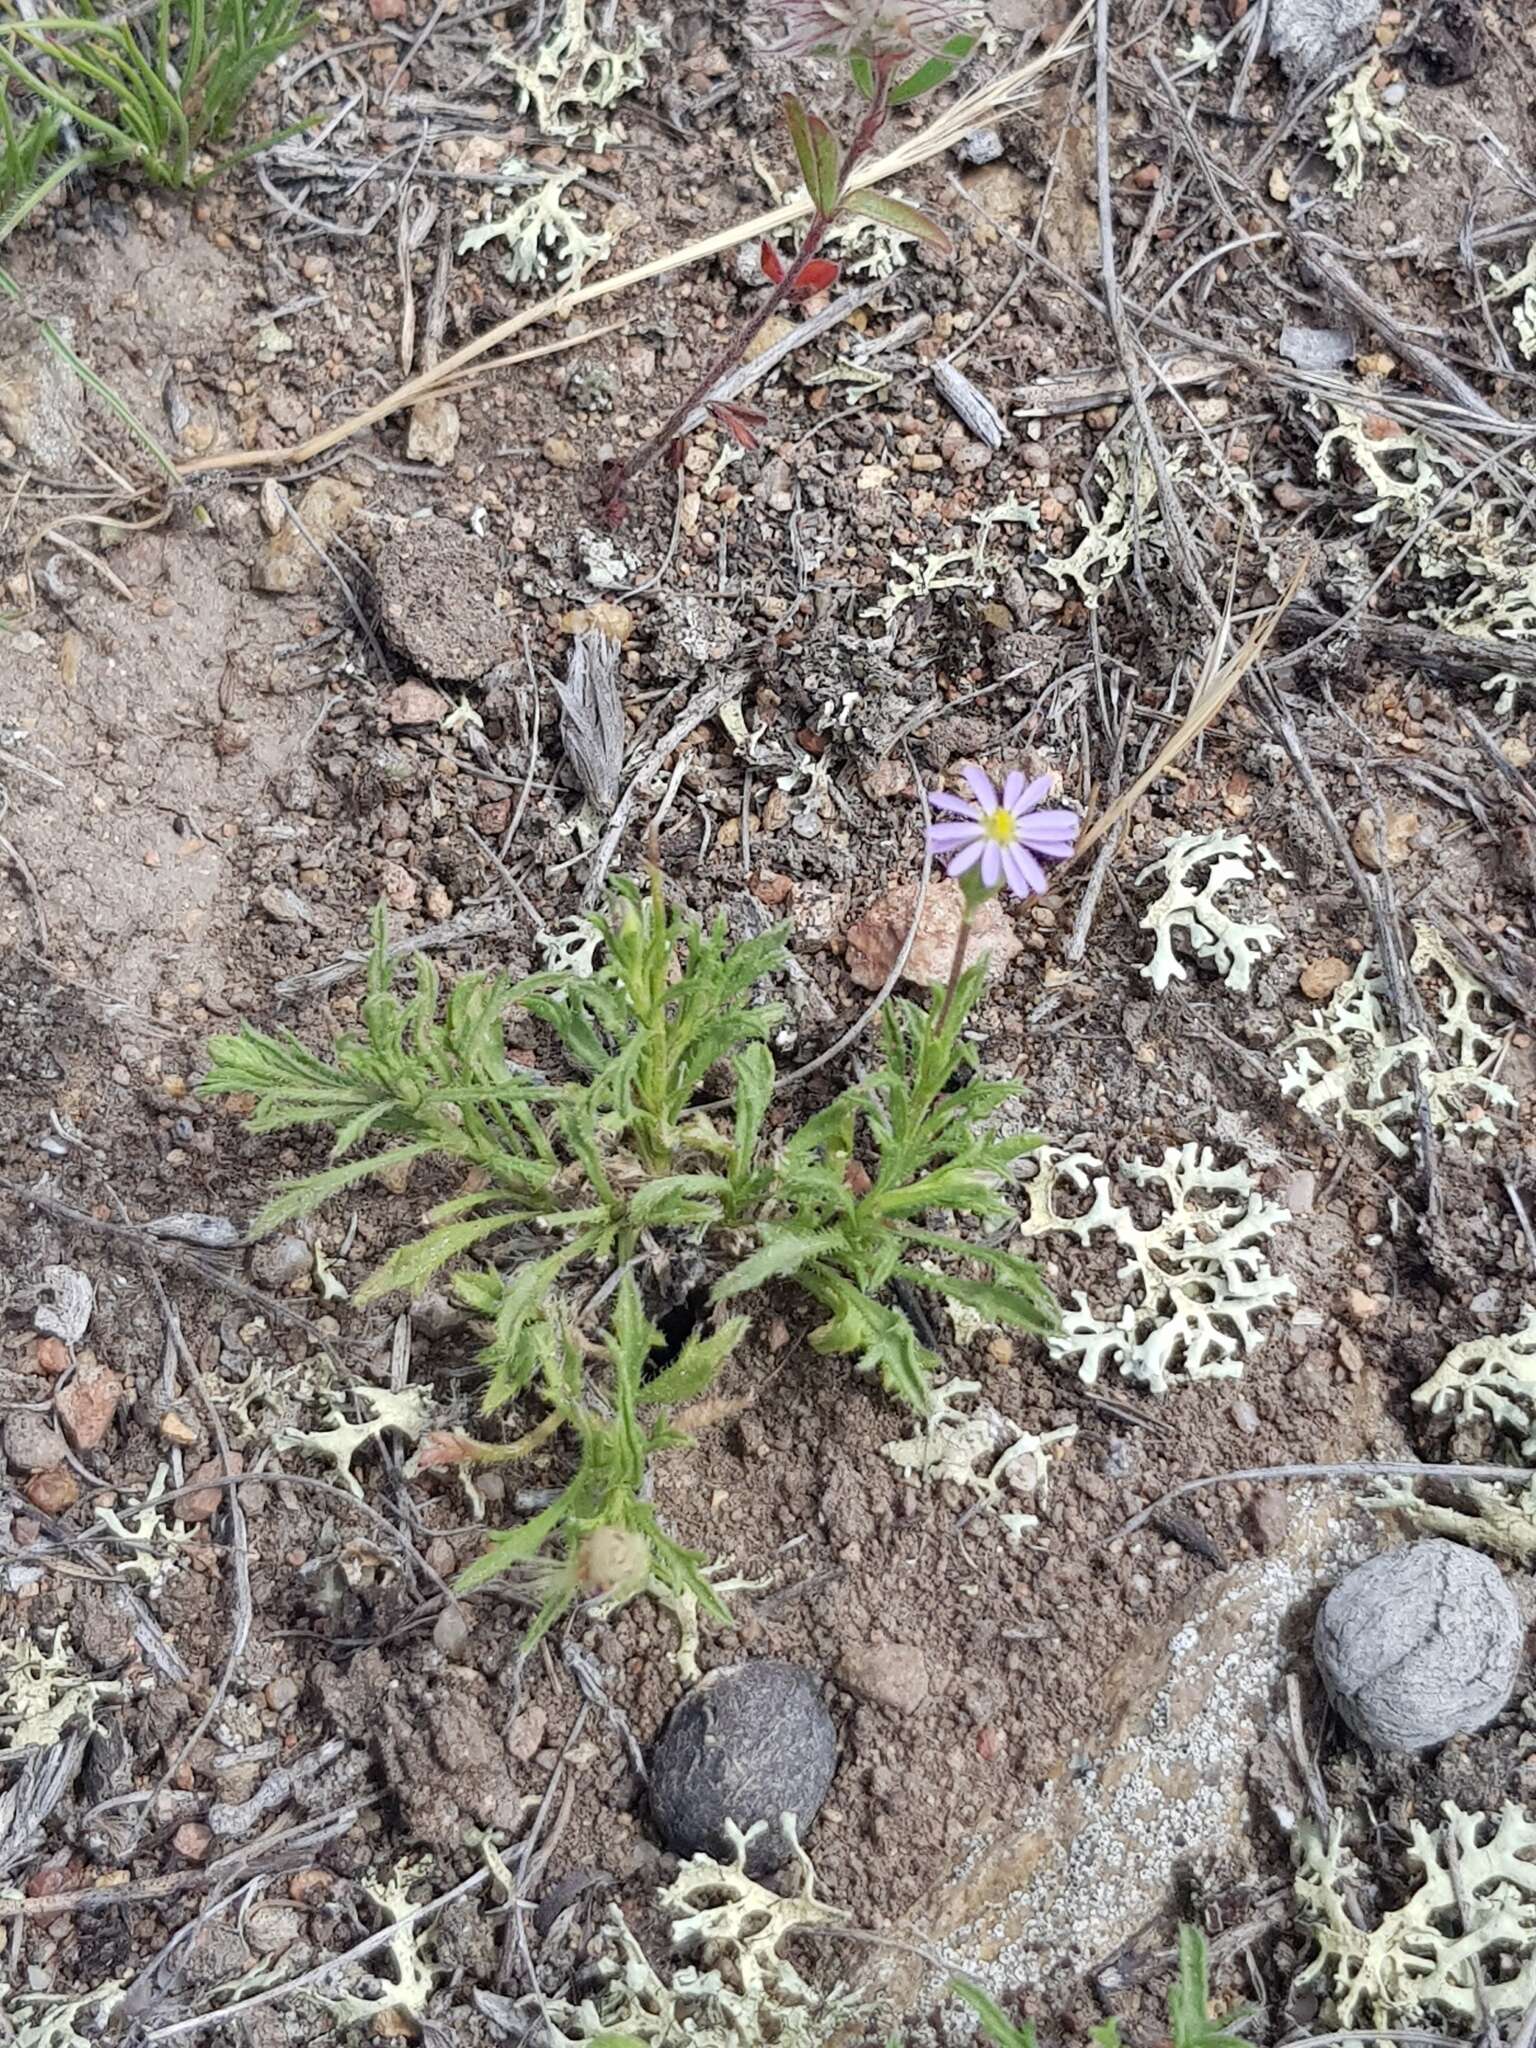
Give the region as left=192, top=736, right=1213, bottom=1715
left=951, top=1924, right=1252, bottom=2048
left=207, top=781, right=1077, bottom=1638
left=601, top=0, right=981, bottom=523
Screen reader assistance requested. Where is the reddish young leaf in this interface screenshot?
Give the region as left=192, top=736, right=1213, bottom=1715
left=760, top=238, right=786, bottom=285
left=666, top=437, right=688, bottom=469
left=791, top=256, right=841, bottom=299
left=706, top=398, right=767, bottom=451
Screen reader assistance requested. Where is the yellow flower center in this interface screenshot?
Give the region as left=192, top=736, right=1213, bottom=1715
left=981, top=807, right=1017, bottom=847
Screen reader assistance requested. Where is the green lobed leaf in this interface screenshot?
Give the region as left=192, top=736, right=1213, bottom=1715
left=250, top=1143, right=433, bottom=1233
left=354, top=1210, right=530, bottom=1304
left=897, top=1263, right=1058, bottom=1338
left=454, top=1495, right=568, bottom=1591
left=626, top=1173, right=731, bottom=1228
left=711, top=1228, right=847, bottom=1303
left=729, top=1040, right=775, bottom=1188
left=802, top=1268, right=937, bottom=1413
left=638, top=1314, right=748, bottom=1407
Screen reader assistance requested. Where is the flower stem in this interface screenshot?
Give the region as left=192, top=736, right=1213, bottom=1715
left=605, top=56, right=900, bottom=514
left=934, top=907, right=973, bottom=1037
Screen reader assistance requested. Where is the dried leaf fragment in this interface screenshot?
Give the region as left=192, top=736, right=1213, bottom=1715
left=932, top=360, right=1005, bottom=449
left=555, top=627, right=625, bottom=812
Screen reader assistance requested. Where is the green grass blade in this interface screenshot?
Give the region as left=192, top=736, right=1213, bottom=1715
left=0, top=266, right=178, bottom=482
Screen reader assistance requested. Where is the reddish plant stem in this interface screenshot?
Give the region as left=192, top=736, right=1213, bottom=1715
left=609, top=56, right=900, bottom=505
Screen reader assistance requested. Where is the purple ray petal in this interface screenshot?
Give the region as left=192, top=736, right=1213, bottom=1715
left=947, top=836, right=985, bottom=877
left=962, top=764, right=999, bottom=812
left=1002, top=770, right=1026, bottom=810
left=1015, top=773, right=1054, bottom=816
left=928, top=791, right=981, bottom=819
left=980, top=842, right=1002, bottom=888
left=1017, top=810, right=1079, bottom=853
left=926, top=822, right=984, bottom=852
left=1012, top=845, right=1048, bottom=895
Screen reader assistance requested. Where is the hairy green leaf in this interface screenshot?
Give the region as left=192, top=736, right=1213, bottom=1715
left=250, top=1143, right=433, bottom=1232
left=842, top=186, right=952, bottom=252
left=949, top=1981, right=1038, bottom=2048
left=898, top=1263, right=1057, bottom=1337
left=889, top=31, right=976, bottom=105
left=710, top=1229, right=846, bottom=1302
left=803, top=1268, right=937, bottom=1412
left=729, top=1040, right=775, bottom=1187
left=639, top=1315, right=748, bottom=1407
left=626, top=1173, right=731, bottom=1228
left=354, top=1211, right=531, bottom=1304
left=455, top=1496, right=568, bottom=1591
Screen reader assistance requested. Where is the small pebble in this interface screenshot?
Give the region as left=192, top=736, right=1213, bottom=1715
left=251, top=1237, right=312, bottom=1290
left=954, top=127, right=1003, bottom=166
left=3, top=1412, right=68, bottom=1475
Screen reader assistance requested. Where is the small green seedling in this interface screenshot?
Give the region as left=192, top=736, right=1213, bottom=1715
left=952, top=1925, right=1251, bottom=2048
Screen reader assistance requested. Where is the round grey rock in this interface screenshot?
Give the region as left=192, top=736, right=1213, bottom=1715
left=648, top=1659, right=837, bottom=1876
left=1314, top=1539, right=1524, bottom=1752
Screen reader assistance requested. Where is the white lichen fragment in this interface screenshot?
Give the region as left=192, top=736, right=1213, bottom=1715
left=882, top=1378, right=1075, bottom=1541
left=494, top=0, right=654, bottom=139
left=1016, top=1145, right=1294, bottom=1395
left=1322, top=63, right=1417, bottom=199
left=540, top=1823, right=862, bottom=2047
left=1314, top=406, right=1536, bottom=706
left=1412, top=1306, right=1536, bottom=1454
left=1045, top=441, right=1179, bottom=608
left=1315, top=406, right=1452, bottom=527
left=823, top=198, right=918, bottom=280
left=1, top=1982, right=127, bottom=2048
left=1297, top=1804, right=1536, bottom=2027
left=1136, top=831, right=1283, bottom=994
left=863, top=499, right=1037, bottom=623
left=0, top=1628, right=121, bottom=1759
left=280, top=1385, right=430, bottom=1498
left=97, top=1464, right=198, bottom=1586
left=311, top=1870, right=439, bottom=2029
left=537, top=914, right=604, bottom=977
left=1368, top=1475, right=1536, bottom=1563
left=459, top=171, right=612, bottom=288
left=1490, top=243, right=1536, bottom=361
left=1278, top=928, right=1513, bottom=1159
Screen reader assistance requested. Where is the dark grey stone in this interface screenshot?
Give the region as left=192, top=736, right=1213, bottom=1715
left=648, top=1659, right=837, bottom=1875
left=1314, top=1538, right=1524, bottom=1752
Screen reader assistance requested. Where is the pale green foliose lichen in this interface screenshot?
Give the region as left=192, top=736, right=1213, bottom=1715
left=1017, top=1144, right=1294, bottom=1394
left=1297, top=1804, right=1536, bottom=2027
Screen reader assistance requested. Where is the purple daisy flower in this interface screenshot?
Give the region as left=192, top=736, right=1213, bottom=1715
left=925, top=767, right=1079, bottom=897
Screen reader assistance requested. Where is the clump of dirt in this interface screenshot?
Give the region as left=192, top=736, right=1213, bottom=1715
left=375, top=517, right=520, bottom=680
